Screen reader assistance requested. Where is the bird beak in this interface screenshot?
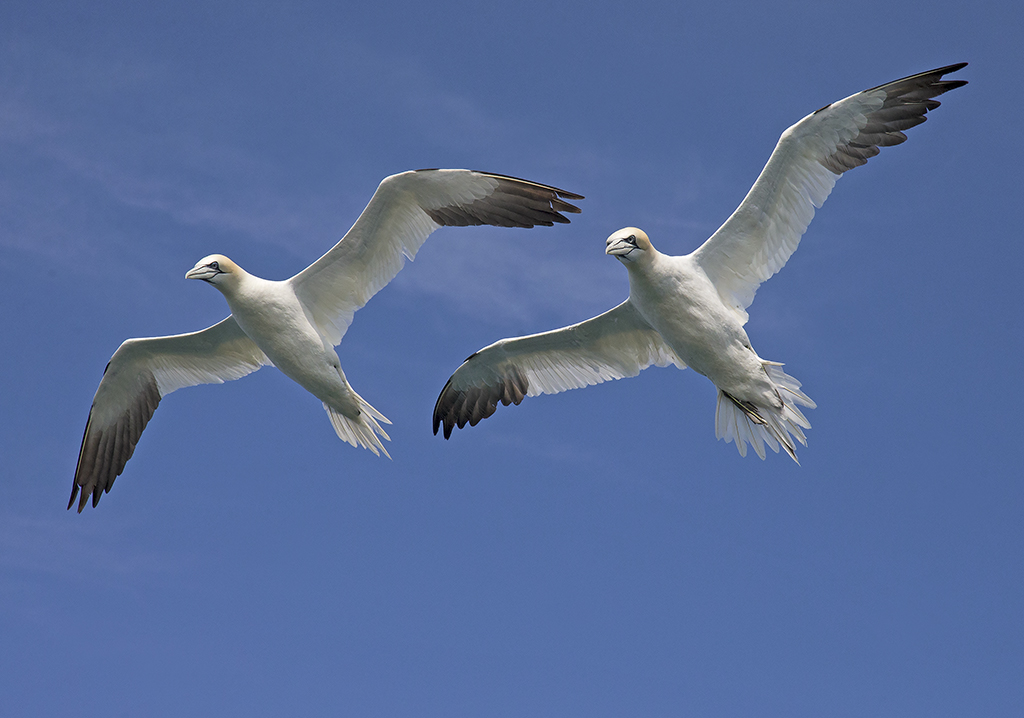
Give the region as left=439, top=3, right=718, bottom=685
left=606, top=236, right=638, bottom=257
left=185, top=264, right=221, bottom=281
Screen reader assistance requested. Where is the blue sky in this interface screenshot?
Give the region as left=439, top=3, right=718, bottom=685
left=2, top=1, right=1021, bottom=716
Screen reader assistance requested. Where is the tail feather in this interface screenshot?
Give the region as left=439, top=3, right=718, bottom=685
left=714, top=363, right=815, bottom=464
left=323, top=392, right=392, bottom=459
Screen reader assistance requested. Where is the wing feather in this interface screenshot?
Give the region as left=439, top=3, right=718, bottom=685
left=69, top=316, right=270, bottom=511
left=290, top=169, right=582, bottom=346
left=693, top=63, right=967, bottom=324
left=433, top=300, right=684, bottom=438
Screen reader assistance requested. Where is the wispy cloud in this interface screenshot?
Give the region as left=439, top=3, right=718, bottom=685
left=0, top=38, right=523, bottom=252
left=0, top=96, right=64, bottom=144
left=385, top=65, right=512, bottom=152
left=0, top=40, right=625, bottom=321
left=0, top=36, right=723, bottom=325
left=0, top=511, right=188, bottom=584
left=390, top=231, right=627, bottom=324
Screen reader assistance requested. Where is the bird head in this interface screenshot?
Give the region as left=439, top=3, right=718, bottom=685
left=605, top=227, right=651, bottom=264
left=185, top=254, right=238, bottom=287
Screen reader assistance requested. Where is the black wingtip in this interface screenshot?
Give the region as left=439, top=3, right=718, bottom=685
left=431, top=417, right=455, bottom=439
left=933, top=61, right=969, bottom=91
left=412, top=168, right=586, bottom=202
left=866, top=62, right=970, bottom=96
left=472, top=170, right=586, bottom=201
left=432, top=379, right=453, bottom=439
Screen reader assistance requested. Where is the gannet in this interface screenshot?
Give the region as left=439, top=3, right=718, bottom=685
left=433, top=64, right=967, bottom=461
left=69, top=169, right=583, bottom=511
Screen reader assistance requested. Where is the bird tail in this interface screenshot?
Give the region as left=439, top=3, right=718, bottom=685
left=324, top=393, right=393, bottom=459
left=714, top=362, right=816, bottom=463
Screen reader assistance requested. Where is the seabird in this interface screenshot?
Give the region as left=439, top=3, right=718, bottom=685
left=70, top=169, right=583, bottom=511
left=433, top=64, right=967, bottom=461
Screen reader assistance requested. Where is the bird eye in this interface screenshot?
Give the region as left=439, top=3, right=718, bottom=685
left=628, top=234, right=637, bottom=243
left=209, top=261, right=220, bottom=270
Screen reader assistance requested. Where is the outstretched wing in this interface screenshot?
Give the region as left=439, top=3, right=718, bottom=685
left=693, top=63, right=967, bottom=324
left=433, top=300, right=684, bottom=438
left=70, top=316, right=270, bottom=512
left=291, top=169, right=583, bottom=346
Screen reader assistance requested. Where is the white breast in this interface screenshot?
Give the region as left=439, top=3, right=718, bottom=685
left=226, top=278, right=330, bottom=373
left=628, top=255, right=759, bottom=387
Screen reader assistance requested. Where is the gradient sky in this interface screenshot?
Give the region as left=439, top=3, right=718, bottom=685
left=2, top=2, right=1021, bottom=716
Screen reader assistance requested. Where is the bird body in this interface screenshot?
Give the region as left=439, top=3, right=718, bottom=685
left=434, top=63, right=967, bottom=461
left=623, top=246, right=778, bottom=413
left=607, top=228, right=813, bottom=459
left=70, top=169, right=583, bottom=511
left=624, top=249, right=749, bottom=384
left=188, top=255, right=393, bottom=456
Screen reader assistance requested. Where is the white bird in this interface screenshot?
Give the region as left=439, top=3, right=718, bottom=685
left=433, top=64, right=967, bottom=461
left=70, top=169, right=583, bottom=511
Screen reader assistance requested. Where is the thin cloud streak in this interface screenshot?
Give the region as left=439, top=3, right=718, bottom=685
left=0, top=513, right=187, bottom=583
left=390, top=232, right=627, bottom=325
left=0, top=38, right=728, bottom=327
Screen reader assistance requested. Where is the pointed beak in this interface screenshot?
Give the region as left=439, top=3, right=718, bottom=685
left=185, top=264, right=220, bottom=281
left=606, top=235, right=638, bottom=257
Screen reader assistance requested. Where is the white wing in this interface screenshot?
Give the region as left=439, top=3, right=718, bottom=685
left=290, top=169, right=583, bottom=346
left=433, top=300, right=685, bottom=438
left=693, top=63, right=967, bottom=324
left=70, top=316, right=270, bottom=512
